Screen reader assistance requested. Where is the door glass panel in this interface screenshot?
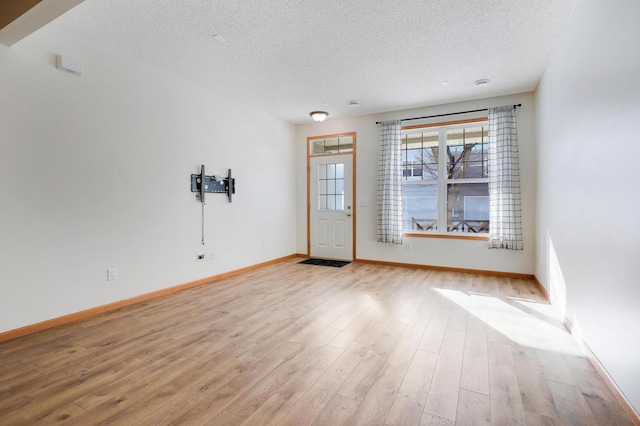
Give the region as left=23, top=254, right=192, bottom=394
left=318, top=164, right=327, bottom=179
left=327, top=164, right=335, bottom=179
left=319, top=195, right=327, bottom=210
left=318, top=162, right=345, bottom=211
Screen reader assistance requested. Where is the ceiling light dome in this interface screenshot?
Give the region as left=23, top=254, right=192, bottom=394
left=310, top=111, right=329, bottom=122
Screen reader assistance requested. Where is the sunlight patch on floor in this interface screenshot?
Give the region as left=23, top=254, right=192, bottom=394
left=435, top=288, right=582, bottom=355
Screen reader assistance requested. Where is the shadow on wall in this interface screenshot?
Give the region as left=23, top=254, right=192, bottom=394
left=548, top=235, right=567, bottom=318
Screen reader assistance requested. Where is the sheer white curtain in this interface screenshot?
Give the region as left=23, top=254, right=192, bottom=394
left=488, top=106, right=523, bottom=250
left=377, top=120, right=403, bottom=244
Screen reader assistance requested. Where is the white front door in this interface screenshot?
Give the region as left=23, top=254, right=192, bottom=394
left=309, top=154, right=353, bottom=261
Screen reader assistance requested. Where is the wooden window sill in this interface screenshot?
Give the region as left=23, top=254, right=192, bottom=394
left=404, top=232, right=489, bottom=241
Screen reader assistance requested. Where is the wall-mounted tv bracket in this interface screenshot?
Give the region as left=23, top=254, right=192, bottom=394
left=190, top=165, right=235, bottom=203
left=190, top=165, right=235, bottom=244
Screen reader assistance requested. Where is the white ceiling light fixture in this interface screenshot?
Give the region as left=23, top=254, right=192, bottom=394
left=310, top=111, right=329, bottom=122
left=474, top=79, right=490, bottom=87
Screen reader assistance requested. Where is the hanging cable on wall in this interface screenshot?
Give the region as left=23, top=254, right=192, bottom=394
left=201, top=199, right=206, bottom=245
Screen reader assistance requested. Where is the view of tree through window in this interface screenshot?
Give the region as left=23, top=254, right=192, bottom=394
left=402, top=121, right=489, bottom=234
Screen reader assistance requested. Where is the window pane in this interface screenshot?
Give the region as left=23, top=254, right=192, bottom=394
left=313, top=141, right=325, bottom=154
left=327, top=178, right=336, bottom=195
left=310, top=136, right=353, bottom=154
left=318, top=164, right=326, bottom=179
left=317, top=162, right=344, bottom=211
left=446, top=126, right=488, bottom=179
left=421, top=146, right=439, bottom=179
left=402, top=130, right=439, bottom=181
left=446, top=182, right=489, bottom=233
left=319, top=195, right=327, bottom=210
left=402, top=182, right=438, bottom=231
left=327, top=164, right=335, bottom=179
left=327, top=195, right=336, bottom=210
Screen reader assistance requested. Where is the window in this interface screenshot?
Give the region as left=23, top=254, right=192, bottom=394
left=402, top=120, right=489, bottom=235
left=318, top=163, right=345, bottom=211
left=312, top=135, right=354, bottom=154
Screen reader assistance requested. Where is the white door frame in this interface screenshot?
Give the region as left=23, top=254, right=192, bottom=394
left=307, top=132, right=356, bottom=261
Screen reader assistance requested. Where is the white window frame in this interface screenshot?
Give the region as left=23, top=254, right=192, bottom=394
left=402, top=119, right=489, bottom=238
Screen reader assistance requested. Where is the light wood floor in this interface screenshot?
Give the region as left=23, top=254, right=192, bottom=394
left=0, top=259, right=634, bottom=425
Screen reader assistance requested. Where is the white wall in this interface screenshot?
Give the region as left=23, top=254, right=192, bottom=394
left=0, top=24, right=296, bottom=333
left=536, top=0, right=640, bottom=412
left=296, top=93, right=536, bottom=274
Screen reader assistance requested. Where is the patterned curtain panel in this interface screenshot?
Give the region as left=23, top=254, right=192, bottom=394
left=377, top=120, right=403, bottom=244
left=488, top=106, right=523, bottom=250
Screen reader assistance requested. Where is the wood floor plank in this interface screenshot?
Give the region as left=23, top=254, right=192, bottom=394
left=34, top=402, right=86, bottom=425
left=135, top=340, right=304, bottom=425
left=402, top=297, right=437, bottom=342
left=67, top=357, right=205, bottom=425
left=524, top=411, right=559, bottom=425
left=446, top=304, right=468, bottom=331
left=0, top=357, right=150, bottom=424
left=278, top=341, right=370, bottom=426
left=349, top=337, right=419, bottom=425
left=547, top=380, right=599, bottom=425
left=488, top=341, right=527, bottom=426
left=424, top=327, right=466, bottom=420
left=385, top=349, right=438, bottom=426
left=0, top=259, right=633, bottom=425
left=536, top=348, right=576, bottom=386
left=512, top=344, right=560, bottom=420
left=455, top=389, right=491, bottom=426
left=417, top=302, right=452, bottom=353
left=562, top=353, right=634, bottom=425
left=337, top=321, right=406, bottom=402
left=240, top=345, right=343, bottom=426
left=312, top=394, right=360, bottom=426
left=202, top=410, right=246, bottom=426
left=420, top=411, right=455, bottom=425
left=460, top=316, right=489, bottom=396
left=224, top=327, right=340, bottom=419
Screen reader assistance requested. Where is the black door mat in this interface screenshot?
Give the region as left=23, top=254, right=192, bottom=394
left=299, top=258, right=351, bottom=268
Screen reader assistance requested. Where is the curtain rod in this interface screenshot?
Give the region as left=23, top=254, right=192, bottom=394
left=375, top=104, right=522, bottom=125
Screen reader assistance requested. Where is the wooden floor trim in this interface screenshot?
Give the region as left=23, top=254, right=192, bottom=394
left=538, top=274, right=638, bottom=424
left=0, top=254, right=298, bottom=344
left=563, top=319, right=640, bottom=425
left=533, top=275, right=551, bottom=301
left=354, top=257, right=535, bottom=280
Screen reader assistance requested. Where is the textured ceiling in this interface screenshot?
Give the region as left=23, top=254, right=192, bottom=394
left=51, top=0, right=576, bottom=124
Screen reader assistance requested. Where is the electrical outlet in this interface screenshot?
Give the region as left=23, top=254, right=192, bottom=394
left=262, top=242, right=268, bottom=250
left=206, top=251, right=214, bottom=260
left=404, top=243, right=412, bottom=251
left=107, top=268, right=117, bottom=281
